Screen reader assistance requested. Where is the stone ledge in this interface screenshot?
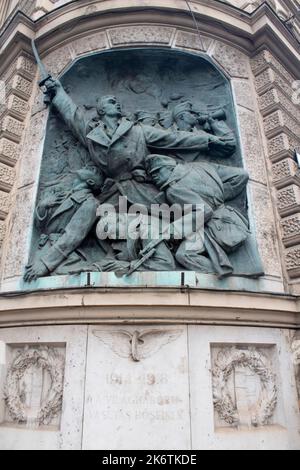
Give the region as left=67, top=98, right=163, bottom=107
left=264, top=110, right=300, bottom=141
left=268, top=133, right=300, bottom=161
left=254, top=67, right=295, bottom=99
left=0, top=138, right=20, bottom=167
left=258, top=88, right=300, bottom=122
left=281, top=213, right=300, bottom=247
left=0, top=283, right=298, bottom=329
left=251, top=50, right=296, bottom=84
left=286, top=244, right=300, bottom=278
left=277, top=185, right=300, bottom=217
left=272, top=158, right=299, bottom=188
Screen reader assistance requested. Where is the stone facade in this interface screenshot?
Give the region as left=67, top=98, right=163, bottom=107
left=0, top=52, right=36, bottom=266
left=0, top=0, right=299, bottom=451
left=251, top=49, right=300, bottom=284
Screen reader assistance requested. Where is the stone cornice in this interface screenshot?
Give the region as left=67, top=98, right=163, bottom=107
left=0, top=1, right=299, bottom=77
left=0, top=288, right=299, bottom=329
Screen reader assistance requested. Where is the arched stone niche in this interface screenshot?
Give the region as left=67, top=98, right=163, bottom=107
left=29, top=48, right=259, bottom=280
left=1, top=26, right=284, bottom=293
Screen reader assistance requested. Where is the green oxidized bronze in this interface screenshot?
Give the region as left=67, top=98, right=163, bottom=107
left=24, top=46, right=263, bottom=281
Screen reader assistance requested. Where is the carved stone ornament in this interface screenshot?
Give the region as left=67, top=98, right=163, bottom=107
left=4, top=346, right=65, bottom=426
left=93, top=329, right=182, bottom=362
left=212, top=347, right=278, bottom=427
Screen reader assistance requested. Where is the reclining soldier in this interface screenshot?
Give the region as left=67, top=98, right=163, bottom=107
left=146, top=154, right=250, bottom=278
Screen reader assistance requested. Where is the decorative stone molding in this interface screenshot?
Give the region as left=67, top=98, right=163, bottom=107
left=0, top=52, right=36, bottom=257
left=212, top=346, right=278, bottom=427
left=108, top=26, right=174, bottom=46
left=285, top=245, right=300, bottom=278
left=264, top=110, right=300, bottom=140
left=259, top=88, right=300, bottom=122
left=281, top=214, right=300, bottom=246
left=252, top=48, right=300, bottom=284
left=93, top=329, right=182, bottom=362
left=272, top=158, right=299, bottom=189
left=277, top=185, right=300, bottom=217
left=4, top=345, right=65, bottom=426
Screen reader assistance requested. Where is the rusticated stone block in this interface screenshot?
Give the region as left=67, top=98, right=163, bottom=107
left=43, top=45, right=73, bottom=77
left=0, top=138, right=19, bottom=165
left=0, top=189, right=10, bottom=217
left=212, top=42, right=249, bottom=78
left=251, top=50, right=294, bottom=84
left=268, top=133, right=300, bottom=159
left=17, top=110, right=48, bottom=188
left=237, top=108, right=267, bottom=184
left=2, top=54, right=35, bottom=84
left=17, top=55, right=36, bottom=78
left=249, top=183, right=282, bottom=277
left=277, top=185, right=300, bottom=216
left=0, top=220, right=6, bottom=245
left=0, top=116, right=24, bottom=142
left=0, top=162, right=15, bottom=189
left=281, top=213, right=300, bottom=237
left=281, top=214, right=300, bottom=246
left=70, top=31, right=107, bottom=56
left=285, top=245, right=300, bottom=277
left=232, top=80, right=255, bottom=110
left=109, top=26, right=174, bottom=46
left=258, top=88, right=278, bottom=113
left=6, top=94, right=29, bottom=119
left=255, top=68, right=274, bottom=94
left=175, top=31, right=212, bottom=51
left=258, top=88, right=300, bottom=122
left=255, top=68, right=293, bottom=97
left=8, top=75, right=33, bottom=101
left=264, top=110, right=300, bottom=139
left=272, top=158, right=299, bottom=185
left=251, top=50, right=273, bottom=75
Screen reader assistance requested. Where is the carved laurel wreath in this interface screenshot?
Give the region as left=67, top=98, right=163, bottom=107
left=212, top=347, right=278, bottom=427
left=4, top=346, right=64, bottom=426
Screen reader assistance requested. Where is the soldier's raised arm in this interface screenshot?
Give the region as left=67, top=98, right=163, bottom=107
left=43, top=79, right=89, bottom=148
left=142, top=124, right=235, bottom=157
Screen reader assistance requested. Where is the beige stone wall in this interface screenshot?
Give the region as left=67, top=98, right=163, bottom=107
left=0, top=53, right=37, bottom=266
left=251, top=51, right=300, bottom=290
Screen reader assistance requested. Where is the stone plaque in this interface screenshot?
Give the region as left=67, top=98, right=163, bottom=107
left=82, top=326, right=190, bottom=450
